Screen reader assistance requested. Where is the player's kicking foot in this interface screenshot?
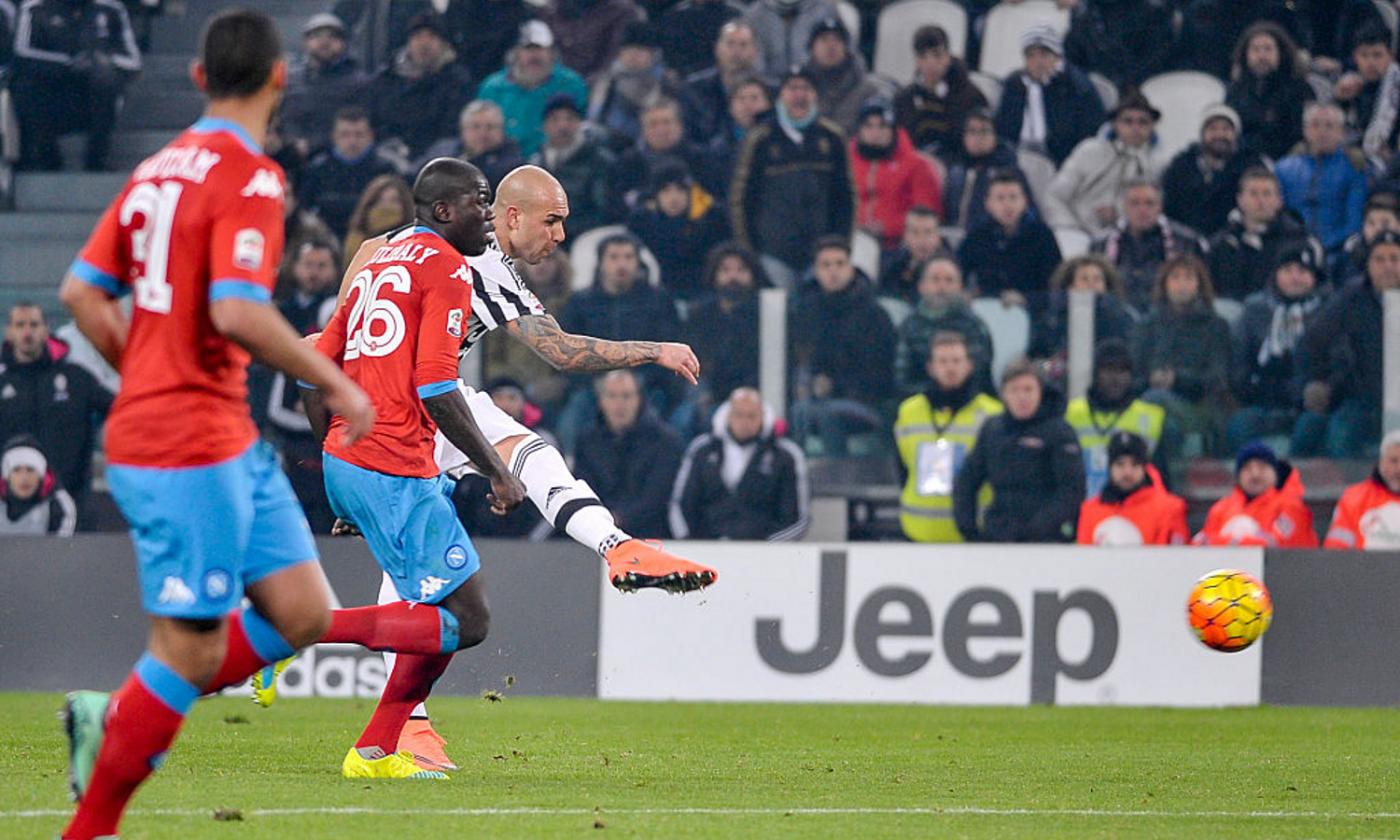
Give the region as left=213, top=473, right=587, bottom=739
left=605, top=539, right=718, bottom=593
left=398, top=718, right=458, bottom=772
left=62, top=690, right=109, bottom=801
left=250, top=656, right=293, bottom=708
left=342, top=746, right=448, bottom=780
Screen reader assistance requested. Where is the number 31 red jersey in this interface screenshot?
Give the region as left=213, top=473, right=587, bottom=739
left=317, top=225, right=474, bottom=478
left=71, top=118, right=286, bottom=468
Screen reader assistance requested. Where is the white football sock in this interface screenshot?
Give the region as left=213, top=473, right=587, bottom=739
left=509, top=435, right=631, bottom=556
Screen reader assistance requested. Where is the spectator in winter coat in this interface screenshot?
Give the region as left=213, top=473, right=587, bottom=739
left=1194, top=441, right=1317, bottom=548
left=849, top=99, right=942, bottom=251
left=1339, top=192, right=1400, bottom=282
left=953, top=360, right=1085, bottom=542
left=298, top=106, right=404, bottom=239
left=540, top=0, right=644, bottom=82
left=0, top=436, right=76, bottom=536
left=742, top=0, right=838, bottom=80
left=670, top=388, right=810, bottom=540
left=477, top=21, right=590, bottom=157
left=587, top=22, right=688, bottom=148
left=706, top=77, right=773, bottom=182
left=627, top=160, right=731, bottom=301
left=574, top=370, right=685, bottom=537
left=957, top=170, right=1062, bottom=307
left=0, top=304, right=112, bottom=513
left=656, top=0, right=745, bottom=79
left=1044, top=89, right=1170, bottom=237
left=1225, top=22, right=1316, bottom=161
left=613, top=98, right=722, bottom=211
left=441, top=0, right=533, bottom=83
left=1325, top=429, right=1400, bottom=550
left=894, top=25, right=987, bottom=157
left=340, top=174, right=415, bottom=260
left=730, top=68, right=854, bottom=272
left=1076, top=431, right=1187, bottom=546
left=878, top=205, right=951, bottom=303
left=282, top=13, right=370, bottom=157
left=942, top=109, right=1035, bottom=230
left=1335, top=21, right=1400, bottom=160
left=1131, top=255, right=1233, bottom=452
left=414, top=100, right=527, bottom=190
left=530, top=93, right=617, bottom=236
left=1092, top=179, right=1208, bottom=315
left=1161, top=104, right=1266, bottom=239
left=367, top=13, right=476, bottom=159
left=1030, top=257, right=1136, bottom=374
left=1208, top=167, right=1323, bottom=301
left=1063, top=0, right=1175, bottom=89
left=684, top=243, right=764, bottom=412
left=993, top=26, right=1106, bottom=167
left=802, top=17, right=894, bottom=136
left=1295, top=230, right=1400, bottom=457
left=1276, top=103, right=1369, bottom=265
left=1227, top=246, right=1329, bottom=454
left=1180, top=0, right=1315, bottom=80
left=685, top=21, right=769, bottom=144
left=893, top=257, right=995, bottom=397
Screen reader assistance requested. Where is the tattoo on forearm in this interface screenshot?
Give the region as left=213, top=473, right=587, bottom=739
left=510, top=315, right=658, bottom=372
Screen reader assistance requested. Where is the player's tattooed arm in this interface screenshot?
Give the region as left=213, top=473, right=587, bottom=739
left=508, top=315, right=700, bottom=384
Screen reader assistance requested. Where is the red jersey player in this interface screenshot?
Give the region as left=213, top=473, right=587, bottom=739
left=55, top=11, right=373, bottom=839
left=307, top=158, right=527, bottom=780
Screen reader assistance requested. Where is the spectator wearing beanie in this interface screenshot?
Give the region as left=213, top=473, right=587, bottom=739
left=1076, top=430, right=1188, bottom=546
left=849, top=98, right=943, bottom=251
left=0, top=436, right=76, bottom=536
left=530, top=93, right=618, bottom=236
left=626, top=160, right=731, bottom=301
left=894, top=25, right=988, bottom=156
left=1194, top=441, right=1317, bottom=547
left=993, top=25, right=1106, bottom=167
left=588, top=22, right=687, bottom=148
left=1064, top=338, right=1172, bottom=498
left=1227, top=246, right=1330, bottom=454
left=801, top=16, right=893, bottom=135
left=1161, top=104, right=1266, bottom=239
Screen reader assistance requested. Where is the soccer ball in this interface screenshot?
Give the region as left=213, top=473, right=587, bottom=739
left=1187, top=569, right=1273, bottom=652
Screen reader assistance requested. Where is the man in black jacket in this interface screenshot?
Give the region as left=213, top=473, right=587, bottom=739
left=281, top=13, right=370, bottom=157
left=367, top=13, right=475, bottom=159
left=1208, top=167, right=1322, bottom=301
left=575, top=370, right=685, bottom=538
left=670, top=388, right=809, bottom=540
left=953, top=360, right=1085, bottom=542
left=297, top=105, right=404, bottom=238
left=1161, top=105, right=1265, bottom=239
left=992, top=26, right=1104, bottom=167
left=0, top=303, right=113, bottom=515
left=730, top=67, right=854, bottom=272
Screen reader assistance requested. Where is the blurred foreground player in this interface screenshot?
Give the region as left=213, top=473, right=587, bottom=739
left=54, top=11, right=375, bottom=838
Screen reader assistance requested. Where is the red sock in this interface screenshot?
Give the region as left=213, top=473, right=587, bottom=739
left=323, top=602, right=456, bottom=655
left=355, top=652, right=453, bottom=753
left=63, top=672, right=187, bottom=839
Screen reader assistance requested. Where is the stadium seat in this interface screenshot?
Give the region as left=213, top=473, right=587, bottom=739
left=939, top=225, right=965, bottom=250
left=1139, top=72, right=1226, bottom=163
left=1213, top=297, right=1244, bottom=329
left=567, top=225, right=663, bottom=290
left=852, top=229, right=881, bottom=280
left=1053, top=227, right=1091, bottom=258
left=760, top=254, right=798, bottom=290
left=876, top=295, right=913, bottom=330
left=969, top=296, right=1031, bottom=383
left=873, top=0, right=969, bottom=82
left=968, top=71, right=1002, bottom=110
left=1088, top=72, right=1119, bottom=112
left=1374, top=0, right=1399, bottom=51
left=837, top=0, right=861, bottom=46
left=978, top=0, right=1070, bottom=80
left=1016, top=148, right=1057, bottom=210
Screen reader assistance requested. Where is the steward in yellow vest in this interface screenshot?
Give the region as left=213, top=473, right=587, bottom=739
left=1065, top=339, right=1166, bottom=497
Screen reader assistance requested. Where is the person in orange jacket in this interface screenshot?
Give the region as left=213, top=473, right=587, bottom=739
left=1325, top=429, right=1400, bottom=550
left=1078, top=430, right=1189, bottom=546
left=1194, top=440, right=1318, bottom=547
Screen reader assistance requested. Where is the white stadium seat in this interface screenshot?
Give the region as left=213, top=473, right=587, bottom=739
left=1088, top=72, right=1118, bottom=112
left=1016, top=148, right=1057, bottom=211
left=970, top=296, right=1031, bottom=384
left=1053, top=226, right=1091, bottom=258
left=968, top=71, right=1002, bottom=110
left=852, top=228, right=882, bottom=280
left=876, top=295, right=914, bottom=330
left=838, top=0, right=861, bottom=46
left=567, top=225, right=663, bottom=291
left=1139, top=71, right=1226, bottom=163
left=978, top=0, right=1070, bottom=80
left=874, top=0, right=969, bottom=82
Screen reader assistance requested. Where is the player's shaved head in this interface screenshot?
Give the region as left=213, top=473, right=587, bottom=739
left=495, top=165, right=570, bottom=264
left=495, top=165, right=566, bottom=213
left=413, top=158, right=485, bottom=213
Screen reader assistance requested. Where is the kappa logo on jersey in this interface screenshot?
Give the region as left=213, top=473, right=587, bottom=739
left=240, top=168, right=284, bottom=199
left=447, top=308, right=463, bottom=338
left=233, top=228, right=265, bottom=270
left=419, top=575, right=452, bottom=600
left=157, top=576, right=197, bottom=606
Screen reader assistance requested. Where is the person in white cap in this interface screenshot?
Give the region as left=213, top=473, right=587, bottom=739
left=281, top=12, right=368, bottom=156
left=478, top=20, right=589, bottom=157
left=1161, top=103, right=1266, bottom=238
left=992, top=24, right=1105, bottom=166
left=0, top=435, right=76, bottom=536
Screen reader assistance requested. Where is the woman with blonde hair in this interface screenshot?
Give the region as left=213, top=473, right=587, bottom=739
left=342, top=174, right=414, bottom=256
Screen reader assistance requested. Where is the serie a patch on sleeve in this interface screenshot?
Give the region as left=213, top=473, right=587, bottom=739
left=234, top=228, right=265, bottom=271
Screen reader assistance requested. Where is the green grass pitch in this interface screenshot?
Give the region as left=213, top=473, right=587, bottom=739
left=3, top=693, right=1399, bottom=838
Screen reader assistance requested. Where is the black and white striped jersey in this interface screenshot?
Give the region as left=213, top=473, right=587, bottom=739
left=460, top=236, right=547, bottom=358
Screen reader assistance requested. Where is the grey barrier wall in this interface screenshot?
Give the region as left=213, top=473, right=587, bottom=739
left=0, top=536, right=601, bottom=697
left=1259, top=550, right=1400, bottom=707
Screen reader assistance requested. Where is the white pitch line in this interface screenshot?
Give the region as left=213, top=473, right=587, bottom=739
left=6, top=807, right=1400, bottom=820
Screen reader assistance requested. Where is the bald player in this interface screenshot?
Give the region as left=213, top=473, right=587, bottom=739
left=291, top=165, right=717, bottom=772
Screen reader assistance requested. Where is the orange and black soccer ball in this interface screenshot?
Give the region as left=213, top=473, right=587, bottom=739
left=1187, top=569, right=1273, bottom=652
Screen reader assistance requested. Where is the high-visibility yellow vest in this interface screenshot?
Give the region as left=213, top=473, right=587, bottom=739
left=895, top=392, right=1003, bottom=542
left=1064, top=397, right=1165, bottom=498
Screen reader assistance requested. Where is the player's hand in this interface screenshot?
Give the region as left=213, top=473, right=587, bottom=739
left=325, top=380, right=376, bottom=445
left=331, top=517, right=362, bottom=537
left=656, top=342, right=700, bottom=385
left=486, top=473, right=527, bottom=516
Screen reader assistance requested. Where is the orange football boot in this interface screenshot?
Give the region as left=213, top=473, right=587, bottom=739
left=605, top=539, right=718, bottom=593
left=398, top=719, right=458, bottom=772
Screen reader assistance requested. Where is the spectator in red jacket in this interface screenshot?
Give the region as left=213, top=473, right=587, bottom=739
left=1194, top=441, right=1318, bottom=547
left=1077, top=431, right=1188, bottom=546
left=1324, top=429, right=1400, bottom=550
left=849, top=99, right=943, bottom=251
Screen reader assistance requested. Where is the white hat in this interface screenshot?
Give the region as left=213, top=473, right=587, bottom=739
left=518, top=20, right=554, bottom=49
left=1020, top=25, right=1062, bottom=56
left=2, top=444, right=46, bottom=478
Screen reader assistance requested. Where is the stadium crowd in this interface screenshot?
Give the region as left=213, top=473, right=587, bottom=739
left=1, top=0, right=1398, bottom=547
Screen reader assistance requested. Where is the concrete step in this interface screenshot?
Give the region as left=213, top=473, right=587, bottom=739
left=0, top=237, right=84, bottom=289
left=14, top=173, right=128, bottom=212
left=146, top=2, right=318, bottom=55
left=54, top=129, right=177, bottom=172
left=0, top=211, right=100, bottom=239
left=119, top=87, right=203, bottom=131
